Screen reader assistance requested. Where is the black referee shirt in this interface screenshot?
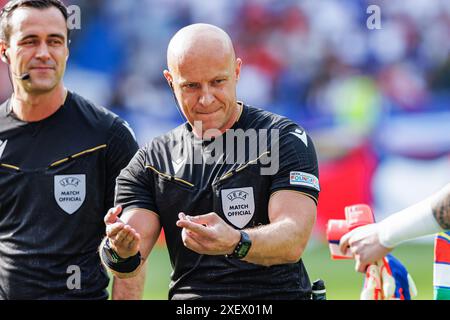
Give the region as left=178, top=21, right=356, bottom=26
left=0, top=91, right=138, bottom=299
left=116, top=103, right=320, bottom=300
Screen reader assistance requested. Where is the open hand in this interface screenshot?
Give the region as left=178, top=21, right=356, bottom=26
left=104, top=205, right=141, bottom=259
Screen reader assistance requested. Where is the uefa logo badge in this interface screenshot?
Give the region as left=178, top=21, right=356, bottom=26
left=54, top=175, right=86, bottom=214
left=221, top=187, right=255, bottom=229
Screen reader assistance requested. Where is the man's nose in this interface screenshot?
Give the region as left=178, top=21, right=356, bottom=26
left=199, top=86, right=215, bottom=106
left=35, top=43, right=51, bottom=61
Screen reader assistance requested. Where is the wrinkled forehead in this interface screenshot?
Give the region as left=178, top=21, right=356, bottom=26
left=8, top=7, right=67, bottom=41
left=170, top=46, right=235, bottom=84
left=178, top=54, right=235, bottom=84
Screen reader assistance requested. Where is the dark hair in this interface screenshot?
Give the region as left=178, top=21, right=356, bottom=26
left=0, top=0, right=69, bottom=43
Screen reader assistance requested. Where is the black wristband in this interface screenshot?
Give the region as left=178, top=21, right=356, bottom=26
left=101, top=238, right=142, bottom=273
left=226, top=230, right=252, bottom=259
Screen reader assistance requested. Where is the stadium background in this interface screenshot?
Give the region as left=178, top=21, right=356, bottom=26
left=1, top=0, right=449, bottom=299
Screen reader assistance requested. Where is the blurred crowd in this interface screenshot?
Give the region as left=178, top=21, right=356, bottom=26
left=1, top=0, right=449, bottom=233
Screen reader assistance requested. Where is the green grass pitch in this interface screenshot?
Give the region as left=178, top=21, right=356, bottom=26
left=107, top=241, right=434, bottom=300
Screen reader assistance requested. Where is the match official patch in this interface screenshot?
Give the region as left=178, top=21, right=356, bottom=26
left=54, top=175, right=86, bottom=214
left=221, top=187, right=255, bottom=229
left=290, top=172, right=320, bottom=191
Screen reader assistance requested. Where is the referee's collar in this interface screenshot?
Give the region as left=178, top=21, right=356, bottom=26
left=6, top=98, right=13, bottom=116
left=231, top=101, right=245, bottom=130
left=4, top=91, right=72, bottom=122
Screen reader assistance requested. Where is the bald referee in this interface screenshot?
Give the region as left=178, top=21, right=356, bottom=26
left=101, top=23, right=320, bottom=300
left=0, top=0, right=138, bottom=299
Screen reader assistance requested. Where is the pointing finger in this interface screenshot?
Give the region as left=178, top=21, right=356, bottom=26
left=176, top=218, right=208, bottom=234
left=188, top=212, right=219, bottom=225
left=104, top=205, right=122, bottom=225
left=178, top=212, right=187, bottom=220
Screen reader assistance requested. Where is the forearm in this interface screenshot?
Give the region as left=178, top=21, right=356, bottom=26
left=177, top=193, right=316, bottom=267
left=112, top=261, right=147, bottom=300
left=378, top=185, right=449, bottom=248
left=238, top=191, right=316, bottom=267
left=109, top=260, right=145, bottom=279
left=431, top=183, right=450, bottom=230
left=242, top=217, right=313, bottom=267
left=101, top=208, right=161, bottom=278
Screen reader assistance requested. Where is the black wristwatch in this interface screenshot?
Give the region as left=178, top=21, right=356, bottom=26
left=104, top=238, right=129, bottom=263
left=226, top=230, right=252, bottom=259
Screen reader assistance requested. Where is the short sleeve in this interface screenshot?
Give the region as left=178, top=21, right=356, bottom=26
left=270, top=126, right=320, bottom=204
left=105, top=118, right=139, bottom=209
left=114, top=147, right=158, bottom=214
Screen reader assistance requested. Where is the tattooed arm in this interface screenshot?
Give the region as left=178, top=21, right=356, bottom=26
left=341, top=184, right=449, bottom=272
left=431, top=184, right=450, bottom=230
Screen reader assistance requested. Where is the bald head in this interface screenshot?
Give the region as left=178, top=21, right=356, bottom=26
left=163, top=24, right=242, bottom=138
left=167, top=23, right=236, bottom=72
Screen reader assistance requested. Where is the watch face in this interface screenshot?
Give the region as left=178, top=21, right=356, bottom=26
left=236, top=231, right=252, bottom=259
left=226, top=231, right=252, bottom=259
left=237, top=242, right=251, bottom=258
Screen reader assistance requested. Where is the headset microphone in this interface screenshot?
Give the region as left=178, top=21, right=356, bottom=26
left=2, top=51, right=31, bottom=81
left=15, top=72, right=31, bottom=81
left=169, top=82, right=188, bottom=123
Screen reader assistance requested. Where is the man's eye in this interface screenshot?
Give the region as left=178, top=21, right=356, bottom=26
left=49, top=39, right=63, bottom=45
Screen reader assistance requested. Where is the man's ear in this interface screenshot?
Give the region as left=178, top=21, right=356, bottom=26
left=235, top=58, right=242, bottom=82
left=66, top=39, right=70, bottom=61
left=0, top=41, right=9, bottom=64
left=163, top=70, right=174, bottom=89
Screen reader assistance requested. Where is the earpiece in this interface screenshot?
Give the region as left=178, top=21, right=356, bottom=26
left=1, top=50, right=8, bottom=64
left=1, top=49, right=30, bottom=80
left=167, top=81, right=187, bottom=122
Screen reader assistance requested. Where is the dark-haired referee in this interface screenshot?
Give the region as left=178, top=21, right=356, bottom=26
left=101, top=24, right=320, bottom=300
left=0, top=0, right=138, bottom=299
